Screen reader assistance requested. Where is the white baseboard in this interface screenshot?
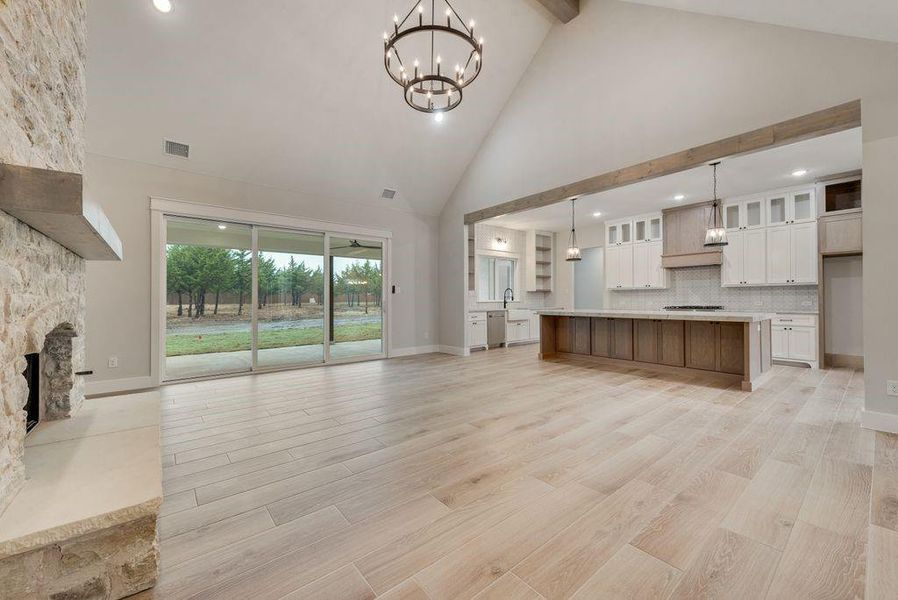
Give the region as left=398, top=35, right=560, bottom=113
left=438, top=345, right=469, bottom=357
left=861, top=409, right=898, bottom=434
left=390, top=345, right=440, bottom=357
left=85, top=376, right=155, bottom=397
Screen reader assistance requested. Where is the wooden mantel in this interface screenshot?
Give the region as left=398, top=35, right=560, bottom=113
left=535, top=0, right=579, bottom=23
left=0, top=163, right=122, bottom=260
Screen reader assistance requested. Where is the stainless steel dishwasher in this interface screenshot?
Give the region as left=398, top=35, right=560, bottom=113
left=487, top=311, right=506, bottom=348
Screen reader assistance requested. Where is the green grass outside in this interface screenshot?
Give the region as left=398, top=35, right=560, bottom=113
left=166, top=323, right=382, bottom=356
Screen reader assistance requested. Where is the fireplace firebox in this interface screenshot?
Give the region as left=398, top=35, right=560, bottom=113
left=23, top=353, right=40, bottom=433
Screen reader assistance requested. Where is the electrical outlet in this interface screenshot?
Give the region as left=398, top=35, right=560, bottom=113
left=108, top=356, right=119, bottom=369
left=888, top=380, right=898, bottom=397
left=424, top=330, right=430, bottom=340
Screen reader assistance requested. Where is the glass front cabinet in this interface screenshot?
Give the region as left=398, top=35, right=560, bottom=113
left=724, top=199, right=765, bottom=231
left=767, top=189, right=816, bottom=226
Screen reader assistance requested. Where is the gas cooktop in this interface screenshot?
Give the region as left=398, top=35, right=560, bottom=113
left=663, top=305, right=724, bottom=311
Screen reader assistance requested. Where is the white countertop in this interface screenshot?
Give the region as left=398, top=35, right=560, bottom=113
left=537, top=309, right=775, bottom=323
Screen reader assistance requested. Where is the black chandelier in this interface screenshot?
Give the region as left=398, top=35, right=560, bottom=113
left=384, top=0, right=484, bottom=116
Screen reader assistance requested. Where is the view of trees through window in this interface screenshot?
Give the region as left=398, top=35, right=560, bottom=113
left=163, top=218, right=386, bottom=380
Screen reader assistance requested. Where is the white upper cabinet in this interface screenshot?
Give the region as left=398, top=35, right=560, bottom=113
left=767, top=189, right=816, bottom=226
left=765, top=222, right=817, bottom=285
left=722, top=229, right=766, bottom=286
left=606, top=244, right=637, bottom=289
left=742, top=229, right=767, bottom=284
left=606, top=218, right=637, bottom=246
left=634, top=214, right=663, bottom=243
left=612, top=239, right=665, bottom=290
left=790, top=222, right=818, bottom=283
left=724, top=199, right=765, bottom=231
left=766, top=225, right=793, bottom=284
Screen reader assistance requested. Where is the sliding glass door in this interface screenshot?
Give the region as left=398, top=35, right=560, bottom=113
left=163, top=217, right=387, bottom=381
left=329, top=237, right=384, bottom=361
left=165, top=218, right=253, bottom=380
left=256, top=228, right=326, bottom=369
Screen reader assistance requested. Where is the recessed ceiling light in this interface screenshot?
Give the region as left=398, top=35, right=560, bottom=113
left=674, top=194, right=685, bottom=201
left=217, top=224, right=227, bottom=230
left=592, top=211, right=602, bottom=218
left=153, top=0, right=173, bottom=13
left=792, top=169, right=808, bottom=177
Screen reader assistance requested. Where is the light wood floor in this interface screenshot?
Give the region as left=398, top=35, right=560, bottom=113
left=136, top=345, right=898, bottom=600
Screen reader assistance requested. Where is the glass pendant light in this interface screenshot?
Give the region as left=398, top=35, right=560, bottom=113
left=704, top=161, right=728, bottom=247
left=566, top=198, right=582, bottom=262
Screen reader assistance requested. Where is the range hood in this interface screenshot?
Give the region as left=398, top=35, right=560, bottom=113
left=0, top=163, right=122, bottom=260
left=661, top=200, right=723, bottom=268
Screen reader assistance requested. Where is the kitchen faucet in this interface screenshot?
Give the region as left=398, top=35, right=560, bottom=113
left=503, top=287, right=514, bottom=309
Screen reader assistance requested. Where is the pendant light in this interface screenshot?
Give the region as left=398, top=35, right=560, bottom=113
left=704, top=161, right=728, bottom=247
left=566, top=198, right=582, bottom=262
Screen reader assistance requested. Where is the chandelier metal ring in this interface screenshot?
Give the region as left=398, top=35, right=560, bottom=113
left=384, top=1, right=484, bottom=115
left=403, top=75, right=463, bottom=113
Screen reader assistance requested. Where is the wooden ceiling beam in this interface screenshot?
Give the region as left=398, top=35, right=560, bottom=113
left=464, top=100, right=861, bottom=225
left=535, top=0, right=579, bottom=23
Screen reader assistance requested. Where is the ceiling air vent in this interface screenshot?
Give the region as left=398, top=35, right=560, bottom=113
left=163, top=139, right=190, bottom=159
left=380, top=188, right=397, bottom=200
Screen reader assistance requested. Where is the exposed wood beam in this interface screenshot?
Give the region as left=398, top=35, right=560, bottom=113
left=464, top=100, right=861, bottom=224
left=535, top=0, right=579, bottom=23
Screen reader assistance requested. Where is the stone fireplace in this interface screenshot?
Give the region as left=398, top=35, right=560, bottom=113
left=0, top=2, right=160, bottom=598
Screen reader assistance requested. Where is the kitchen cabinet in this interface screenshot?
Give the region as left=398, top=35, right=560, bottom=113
left=589, top=317, right=633, bottom=359
left=634, top=320, right=660, bottom=363
left=633, top=241, right=667, bottom=289
left=767, top=189, right=816, bottom=226
left=772, top=314, right=818, bottom=368
left=506, top=319, right=531, bottom=344
left=634, top=214, right=663, bottom=243
left=468, top=313, right=487, bottom=348
left=605, top=244, right=634, bottom=289
left=724, top=199, right=765, bottom=231
left=819, top=209, right=862, bottom=255
left=722, top=229, right=766, bottom=286
left=684, top=321, right=745, bottom=375
left=606, top=219, right=633, bottom=246
left=766, top=223, right=817, bottom=284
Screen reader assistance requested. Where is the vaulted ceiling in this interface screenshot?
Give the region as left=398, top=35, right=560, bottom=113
left=86, top=1, right=898, bottom=218
left=86, top=0, right=553, bottom=216
left=619, top=0, right=898, bottom=43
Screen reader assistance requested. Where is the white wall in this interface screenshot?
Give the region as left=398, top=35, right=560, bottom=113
left=84, top=154, right=440, bottom=388
left=824, top=256, right=863, bottom=357
left=439, top=0, right=898, bottom=421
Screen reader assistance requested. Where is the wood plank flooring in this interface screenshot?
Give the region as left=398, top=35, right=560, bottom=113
left=135, top=345, right=897, bottom=599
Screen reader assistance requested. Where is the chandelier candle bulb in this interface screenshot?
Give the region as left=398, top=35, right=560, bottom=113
left=384, top=0, right=483, bottom=114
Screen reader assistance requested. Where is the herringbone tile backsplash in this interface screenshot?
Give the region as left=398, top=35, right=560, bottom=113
left=608, top=265, right=817, bottom=313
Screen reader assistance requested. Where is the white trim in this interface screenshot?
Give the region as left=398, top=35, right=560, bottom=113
left=85, top=376, right=155, bottom=397
left=150, top=197, right=392, bottom=240
left=439, top=345, right=469, bottom=356
left=861, top=409, right=898, bottom=434
left=150, top=211, right=165, bottom=387
left=390, top=345, right=440, bottom=357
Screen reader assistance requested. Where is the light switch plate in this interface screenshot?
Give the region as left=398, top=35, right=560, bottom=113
left=888, top=380, right=898, bottom=397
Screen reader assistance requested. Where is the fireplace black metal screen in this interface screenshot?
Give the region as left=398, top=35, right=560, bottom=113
left=23, top=353, right=39, bottom=433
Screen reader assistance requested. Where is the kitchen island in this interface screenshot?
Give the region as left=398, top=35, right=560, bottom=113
left=538, top=309, right=774, bottom=391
